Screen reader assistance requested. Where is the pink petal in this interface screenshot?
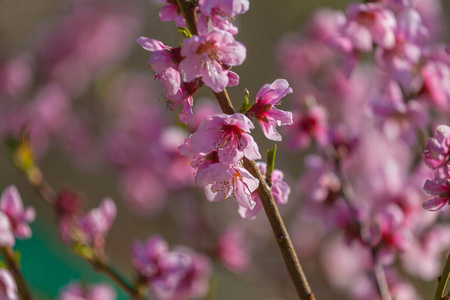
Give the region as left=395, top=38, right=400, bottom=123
left=159, top=5, right=177, bottom=22
left=422, top=197, right=449, bottom=211
left=0, top=185, right=23, bottom=217
left=137, top=37, right=168, bottom=51
left=201, top=59, right=229, bottom=93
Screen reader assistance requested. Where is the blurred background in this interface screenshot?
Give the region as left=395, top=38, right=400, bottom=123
left=0, top=0, right=449, bottom=299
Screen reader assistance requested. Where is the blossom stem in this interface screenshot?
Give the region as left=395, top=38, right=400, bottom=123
left=0, top=246, right=33, bottom=300
left=175, top=2, right=315, bottom=299
left=434, top=251, right=450, bottom=300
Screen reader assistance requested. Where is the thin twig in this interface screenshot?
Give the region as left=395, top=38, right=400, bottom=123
left=10, top=158, right=142, bottom=298
left=0, top=246, right=33, bottom=300
left=372, top=254, right=392, bottom=300
left=93, top=260, right=140, bottom=298
left=435, top=252, right=450, bottom=300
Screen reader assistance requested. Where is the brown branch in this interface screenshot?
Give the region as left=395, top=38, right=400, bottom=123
left=243, top=158, right=314, bottom=300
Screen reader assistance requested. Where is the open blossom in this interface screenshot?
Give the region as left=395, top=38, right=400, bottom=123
left=137, top=37, right=183, bottom=97
left=179, top=30, right=246, bottom=93
left=216, top=227, right=249, bottom=272
left=239, top=162, right=290, bottom=219
left=157, top=0, right=187, bottom=27
left=422, top=178, right=450, bottom=211
left=197, top=163, right=259, bottom=209
left=0, top=185, right=35, bottom=239
left=137, top=37, right=201, bottom=124
left=133, top=235, right=211, bottom=300
left=197, top=0, right=249, bottom=35
left=374, top=9, right=425, bottom=86
left=423, top=125, right=450, bottom=183
left=343, top=3, right=397, bottom=52
left=0, top=213, right=14, bottom=247
left=58, top=282, right=116, bottom=300
left=0, top=269, right=18, bottom=300
left=60, top=198, right=116, bottom=249
left=286, top=102, right=329, bottom=150
left=189, top=113, right=261, bottom=165
left=246, top=79, right=293, bottom=141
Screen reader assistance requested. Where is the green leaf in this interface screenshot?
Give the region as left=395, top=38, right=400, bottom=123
left=266, top=144, right=277, bottom=187
left=177, top=27, right=192, bottom=38
left=239, top=88, right=254, bottom=114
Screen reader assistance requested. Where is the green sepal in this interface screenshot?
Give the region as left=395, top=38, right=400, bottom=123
left=177, top=27, right=192, bottom=38
left=73, top=243, right=95, bottom=262
left=239, top=88, right=254, bottom=114
left=266, top=144, right=277, bottom=186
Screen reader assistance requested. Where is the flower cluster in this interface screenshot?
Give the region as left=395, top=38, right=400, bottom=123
left=277, top=0, right=450, bottom=298
left=137, top=1, right=249, bottom=124
left=180, top=113, right=260, bottom=211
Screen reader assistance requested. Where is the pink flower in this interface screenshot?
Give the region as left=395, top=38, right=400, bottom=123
left=371, top=80, right=428, bottom=145
left=152, top=250, right=211, bottom=300
left=59, top=282, right=116, bottom=300
left=133, top=235, right=212, bottom=300
left=215, top=227, right=249, bottom=272
left=0, top=185, right=35, bottom=239
left=60, top=198, right=116, bottom=249
left=344, top=3, right=397, bottom=51
left=286, top=103, right=329, bottom=150
left=179, top=30, right=246, bottom=92
left=423, top=125, right=450, bottom=183
left=189, top=113, right=260, bottom=165
left=246, top=79, right=293, bottom=141
left=137, top=38, right=200, bottom=124
left=374, top=9, right=425, bottom=85
left=401, top=225, right=450, bottom=280
left=0, top=213, right=14, bottom=247
left=196, top=163, right=259, bottom=209
left=77, top=198, right=116, bottom=246
left=0, top=269, right=18, bottom=300
left=132, top=235, right=169, bottom=280
left=422, top=178, right=450, bottom=211
left=197, top=0, right=249, bottom=35
left=239, top=162, right=290, bottom=220
left=137, top=37, right=183, bottom=97
left=157, top=0, right=187, bottom=27
left=419, top=59, right=450, bottom=110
